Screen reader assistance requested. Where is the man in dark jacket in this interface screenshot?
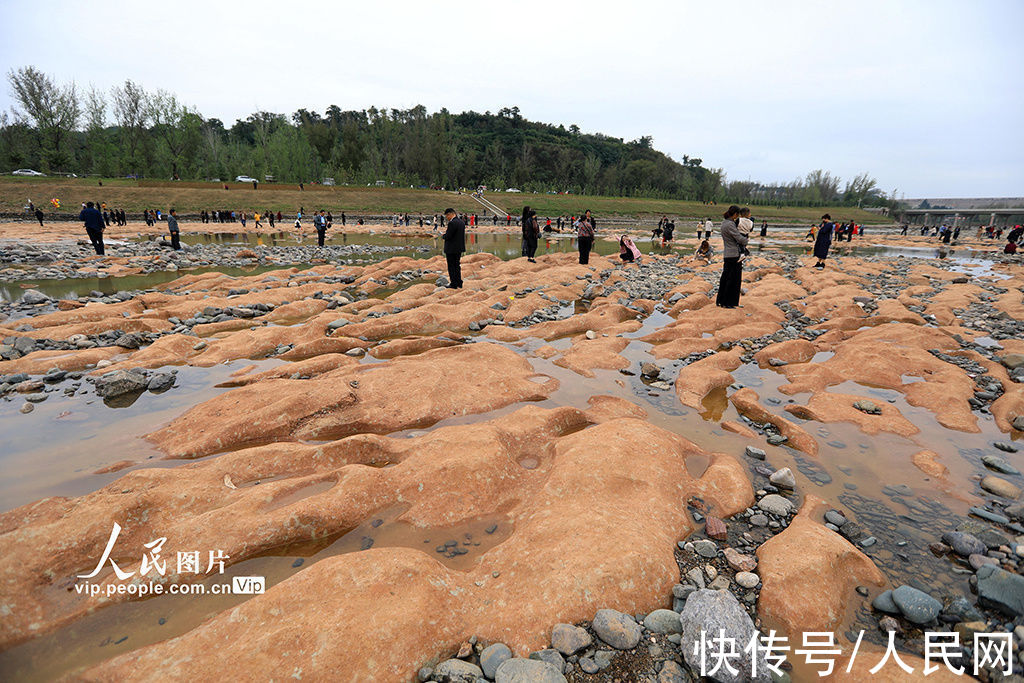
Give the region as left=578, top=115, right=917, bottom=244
left=167, top=208, right=181, bottom=250
left=79, top=201, right=105, bottom=255
left=34, top=207, right=44, bottom=227
left=442, top=208, right=465, bottom=288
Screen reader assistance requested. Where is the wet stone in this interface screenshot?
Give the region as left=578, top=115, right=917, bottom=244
left=891, top=585, right=941, bottom=624
left=982, top=455, right=1021, bottom=476
left=592, top=608, right=642, bottom=650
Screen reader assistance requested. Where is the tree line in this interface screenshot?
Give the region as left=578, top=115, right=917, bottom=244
left=2, top=65, right=894, bottom=208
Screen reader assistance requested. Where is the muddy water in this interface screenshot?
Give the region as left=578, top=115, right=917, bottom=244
left=0, top=503, right=513, bottom=680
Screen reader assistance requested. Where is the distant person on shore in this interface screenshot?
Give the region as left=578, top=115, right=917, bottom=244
left=253, top=211, right=262, bottom=231
left=704, top=217, right=714, bottom=239
left=341, top=211, right=346, bottom=226
left=760, top=219, right=768, bottom=237
left=575, top=210, right=595, bottom=265
left=813, top=214, right=835, bottom=268
left=901, top=224, right=908, bottom=235
left=268, top=210, right=275, bottom=228
left=521, top=207, right=539, bottom=262
left=34, top=207, right=44, bottom=227
left=663, top=219, right=675, bottom=243
left=442, top=208, right=465, bottom=288
left=619, top=235, right=641, bottom=263
left=715, top=205, right=746, bottom=308
left=167, top=208, right=181, bottom=250
left=1006, top=239, right=1018, bottom=255
left=79, top=201, right=105, bottom=255
left=240, top=211, right=247, bottom=228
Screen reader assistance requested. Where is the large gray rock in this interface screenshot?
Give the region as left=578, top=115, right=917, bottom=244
left=495, top=657, right=566, bottom=683
left=977, top=564, right=1024, bottom=616
left=644, top=609, right=683, bottom=634
left=480, top=643, right=512, bottom=679
left=757, top=494, right=793, bottom=516
left=941, top=531, right=986, bottom=557
left=891, top=585, right=941, bottom=624
left=432, top=658, right=483, bottom=682
left=680, top=589, right=771, bottom=683
left=550, top=623, right=591, bottom=655
left=21, top=289, right=50, bottom=305
left=95, top=369, right=149, bottom=398
left=592, top=608, right=642, bottom=650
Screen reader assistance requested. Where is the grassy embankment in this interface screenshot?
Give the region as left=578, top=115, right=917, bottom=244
left=0, top=177, right=888, bottom=225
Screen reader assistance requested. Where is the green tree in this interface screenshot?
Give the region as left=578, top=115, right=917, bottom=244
left=6, top=65, right=80, bottom=171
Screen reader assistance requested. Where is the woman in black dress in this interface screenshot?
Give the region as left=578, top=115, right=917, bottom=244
left=814, top=214, right=834, bottom=268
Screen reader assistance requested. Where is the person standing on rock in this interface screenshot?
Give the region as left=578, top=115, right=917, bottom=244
left=315, top=210, right=327, bottom=246
left=813, top=213, right=835, bottom=269
left=167, top=208, right=181, bottom=250
left=576, top=210, right=595, bottom=265
left=759, top=219, right=768, bottom=238
left=715, top=205, right=746, bottom=308
left=521, top=207, right=539, bottom=262
left=34, top=207, right=44, bottom=228
left=442, top=208, right=465, bottom=288
left=79, top=201, right=106, bottom=255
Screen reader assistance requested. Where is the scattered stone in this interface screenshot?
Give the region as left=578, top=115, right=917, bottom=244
left=853, top=400, right=882, bottom=415
left=432, top=658, right=483, bottom=682
left=744, top=446, right=766, bottom=460
left=976, top=564, right=1024, bottom=617
left=643, top=609, right=682, bottom=634
left=941, top=531, right=986, bottom=557
left=891, top=585, right=941, bottom=624
left=495, top=657, right=566, bottom=682
left=769, top=467, right=796, bottom=489
left=981, top=455, right=1020, bottom=475
left=872, top=590, right=900, bottom=614
left=724, top=548, right=757, bottom=572
left=704, top=516, right=728, bottom=540
left=757, top=494, right=793, bottom=516
left=94, top=369, right=149, bottom=398
left=550, top=623, right=591, bottom=655
left=592, top=608, right=642, bottom=650
left=735, top=572, right=760, bottom=589
left=980, top=475, right=1021, bottom=499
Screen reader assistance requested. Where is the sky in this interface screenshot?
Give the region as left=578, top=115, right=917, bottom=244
left=1, top=0, right=1021, bottom=198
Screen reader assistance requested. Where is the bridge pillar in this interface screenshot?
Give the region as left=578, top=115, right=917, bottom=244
left=990, top=212, right=997, bottom=227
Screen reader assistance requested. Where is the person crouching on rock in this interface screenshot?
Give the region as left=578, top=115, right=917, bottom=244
left=715, top=205, right=745, bottom=308
left=694, top=239, right=713, bottom=263
left=167, top=208, right=181, bottom=250
left=619, top=235, right=641, bottom=264
left=443, top=208, right=465, bottom=288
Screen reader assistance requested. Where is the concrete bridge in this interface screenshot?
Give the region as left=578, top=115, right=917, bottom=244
left=897, top=207, right=1024, bottom=227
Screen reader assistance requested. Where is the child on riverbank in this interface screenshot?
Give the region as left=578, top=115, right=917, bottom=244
left=737, top=208, right=754, bottom=263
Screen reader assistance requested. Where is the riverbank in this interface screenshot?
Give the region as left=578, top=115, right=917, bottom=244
left=0, top=239, right=1022, bottom=680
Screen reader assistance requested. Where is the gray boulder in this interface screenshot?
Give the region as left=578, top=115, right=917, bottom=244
left=644, top=609, right=683, bottom=634
left=480, top=643, right=512, bottom=679
left=592, top=608, right=642, bottom=650
left=976, top=564, right=1024, bottom=616
left=891, top=585, right=941, bottom=624
left=95, top=369, right=149, bottom=398
left=550, top=623, right=591, bottom=655
left=21, top=289, right=50, bottom=305
left=495, top=657, right=566, bottom=683
left=680, top=589, right=771, bottom=683
left=432, top=658, right=483, bottom=682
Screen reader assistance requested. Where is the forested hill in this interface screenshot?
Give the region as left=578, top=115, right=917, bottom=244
left=3, top=67, right=889, bottom=208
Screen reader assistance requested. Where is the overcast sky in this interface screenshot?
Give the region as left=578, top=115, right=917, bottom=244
left=1, top=0, right=1021, bottom=198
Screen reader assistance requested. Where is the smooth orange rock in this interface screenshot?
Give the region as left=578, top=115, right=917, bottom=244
left=757, top=495, right=885, bottom=636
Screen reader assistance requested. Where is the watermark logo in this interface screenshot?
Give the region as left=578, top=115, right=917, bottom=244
left=74, top=522, right=264, bottom=599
